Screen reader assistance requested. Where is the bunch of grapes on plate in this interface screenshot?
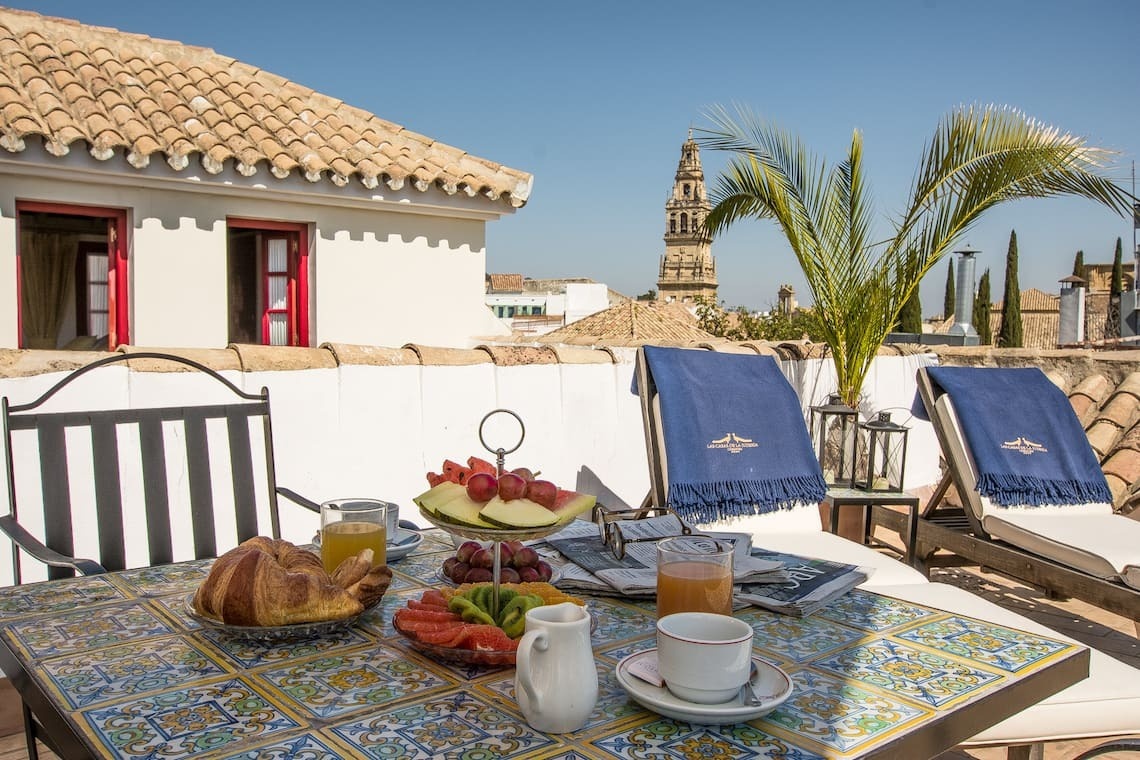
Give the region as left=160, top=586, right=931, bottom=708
left=441, top=540, right=554, bottom=585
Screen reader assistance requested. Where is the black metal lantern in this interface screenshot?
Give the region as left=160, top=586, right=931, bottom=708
left=810, top=394, right=858, bottom=487
left=856, top=411, right=909, bottom=493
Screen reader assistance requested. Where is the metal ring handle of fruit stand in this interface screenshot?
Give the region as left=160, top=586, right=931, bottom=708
left=478, top=408, right=525, bottom=476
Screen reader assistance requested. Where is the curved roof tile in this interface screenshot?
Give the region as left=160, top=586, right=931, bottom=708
left=0, top=7, right=531, bottom=208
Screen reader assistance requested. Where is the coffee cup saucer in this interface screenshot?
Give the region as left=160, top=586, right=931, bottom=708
left=615, top=648, right=793, bottom=725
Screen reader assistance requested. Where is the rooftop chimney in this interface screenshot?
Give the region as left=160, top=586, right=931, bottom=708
left=947, top=246, right=979, bottom=339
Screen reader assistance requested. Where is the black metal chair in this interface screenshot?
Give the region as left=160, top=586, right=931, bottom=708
left=0, top=351, right=320, bottom=759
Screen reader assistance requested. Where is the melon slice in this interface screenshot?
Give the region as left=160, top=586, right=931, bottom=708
left=552, top=489, right=597, bottom=523
left=435, top=492, right=498, bottom=528
left=479, top=497, right=558, bottom=529
left=413, top=482, right=467, bottom=515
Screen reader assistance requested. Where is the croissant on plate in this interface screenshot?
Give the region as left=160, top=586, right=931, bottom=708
left=192, top=536, right=392, bottom=626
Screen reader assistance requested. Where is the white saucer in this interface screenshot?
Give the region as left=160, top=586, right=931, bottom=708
left=615, top=649, right=793, bottom=725
left=386, top=528, right=423, bottom=562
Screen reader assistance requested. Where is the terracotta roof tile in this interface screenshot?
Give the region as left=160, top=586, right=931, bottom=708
left=536, top=302, right=715, bottom=345
left=0, top=7, right=531, bottom=207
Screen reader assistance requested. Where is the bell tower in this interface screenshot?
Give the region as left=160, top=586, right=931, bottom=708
left=657, top=131, right=717, bottom=304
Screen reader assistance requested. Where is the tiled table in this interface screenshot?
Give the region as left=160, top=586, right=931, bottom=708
left=0, top=530, right=1088, bottom=759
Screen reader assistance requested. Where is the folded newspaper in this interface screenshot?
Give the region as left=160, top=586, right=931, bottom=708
left=736, top=551, right=870, bottom=617
left=536, top=514, right=868, bottom=616
left=536, top=514, right=785, bottom=598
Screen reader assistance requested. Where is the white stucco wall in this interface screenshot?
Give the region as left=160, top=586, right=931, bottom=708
left=0, top=350, right=940, bottom=586
left=0, top=165, right=512, bottom=350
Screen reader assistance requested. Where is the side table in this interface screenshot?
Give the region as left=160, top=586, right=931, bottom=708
left=823, top=487, right=920, bottom=567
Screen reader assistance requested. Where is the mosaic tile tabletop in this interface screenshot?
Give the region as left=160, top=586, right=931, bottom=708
left=0, top=530, right=1086, bottom=759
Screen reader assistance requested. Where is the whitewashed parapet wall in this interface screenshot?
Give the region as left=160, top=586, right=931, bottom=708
left=0, top=344, right=941, bottom=586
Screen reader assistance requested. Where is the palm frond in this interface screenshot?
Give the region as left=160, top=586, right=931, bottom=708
left=698, top=102, right=1132, bottom=407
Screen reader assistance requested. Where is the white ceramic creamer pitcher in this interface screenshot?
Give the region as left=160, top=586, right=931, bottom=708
left=515, top=602, right=597, bottom=733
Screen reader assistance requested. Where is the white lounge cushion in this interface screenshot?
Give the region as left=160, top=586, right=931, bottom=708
left=698, top=504, right=929, bottom=588
left=874, top=582, right=1140, bottom=745
left=983, top=510, right=1140, bottom=590
left=938, top=393, right=1140, bottom=589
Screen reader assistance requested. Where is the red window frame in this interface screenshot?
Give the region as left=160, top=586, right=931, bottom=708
left=15, top=201, right=129, bottom=348
left=227, top=218, right=309, bottom=347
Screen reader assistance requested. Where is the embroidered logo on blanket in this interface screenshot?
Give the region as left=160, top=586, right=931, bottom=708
left=707, top=433, right=759, bottom=454
left=1001, top=436, right=1048, bottom=455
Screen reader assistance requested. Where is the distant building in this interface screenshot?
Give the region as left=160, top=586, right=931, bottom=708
left=656, top=132, right=717, bottom=304
left=536, top=300, right=714, bottom=345
left=486, top=275, right=625, bottom=336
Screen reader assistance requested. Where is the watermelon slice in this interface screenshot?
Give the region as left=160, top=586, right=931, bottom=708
left=467, top=456, right=497, bottom=475
left=408, top=598, right=450, bottom=612
left=441, top=459, right=475, bottom=485
left=419, top=589, right=450, bottom=608
left=551, top=489, right=597, bottom=523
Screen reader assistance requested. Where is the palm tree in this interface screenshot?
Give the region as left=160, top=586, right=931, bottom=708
left=699, top=104, right=1132, bottom=407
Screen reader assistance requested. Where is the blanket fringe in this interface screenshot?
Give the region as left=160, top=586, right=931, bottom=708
left=976, top=473, right=1113, bottom=507
left=668, top=475, right=828, bottom=525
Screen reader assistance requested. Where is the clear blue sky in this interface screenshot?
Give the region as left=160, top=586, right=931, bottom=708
left=16, top=0, right=1140, bottom=314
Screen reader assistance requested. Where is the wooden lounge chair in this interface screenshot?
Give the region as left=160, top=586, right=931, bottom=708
left=913, top=365, right=1140, bottom=629
left=0, top=351, right=321, bottom=759
left=634, top=344, right=927, bottom=587
left=635, top=346, right=1140, bottom=759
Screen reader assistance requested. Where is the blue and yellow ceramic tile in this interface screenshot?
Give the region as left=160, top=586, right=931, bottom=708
left=584, top=597, right=655, bottom=651
left=77, top=676, right=307, bottom=758
left=478, top=660, right=646, bottom=742
left=742, top=608, right=866, bottom=664
left=111, top=560, right=212, bottom=598
left=589, top=718, right=826, bottom=760
left=210, top=733, right=344, bottom=760
left=327, top=689, right=558, bottom=758
left=257, top=643, right=454, bottom=720
left=0, top=574, right=126, bottom=618
left=896, top=616, right=1072, bottom=673
left=816, top=589, right=938, bottom=633
left=759, top=667, right=927, bottom=755
left=812, top=637, right=1005, bottom=708
left=3, top=600, right=174, bottom=659
left=201, top=626, right=375, bottom=670
left=37, top=634, right=230, bottom=709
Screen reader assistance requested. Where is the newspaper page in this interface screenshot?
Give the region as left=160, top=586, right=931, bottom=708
left=537, top=515, right=785, bottom=597
left=736, top=550, right=870, bottom=617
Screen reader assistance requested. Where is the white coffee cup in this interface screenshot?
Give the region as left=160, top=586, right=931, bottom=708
left=656, top=612, right=754, bottom=704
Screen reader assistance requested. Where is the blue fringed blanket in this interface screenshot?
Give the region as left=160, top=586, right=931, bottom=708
left=636, top=346, right=827, bottom=524
left=924, top=366, right=1111, bottom=507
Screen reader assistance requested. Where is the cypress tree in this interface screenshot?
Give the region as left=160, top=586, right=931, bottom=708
left=973, top=268, right=992, bottom=344
left=1112, top=237, right=1124, bottom=297
left=898, top=288, right=923, bottom=333
left=943, top=259, right=955, bottom=320
left=997, top=230, right=1023, bottom=347
left=1107, top=237, right=1124, bottom=340
left=1072, top=250, right=1086, bottom=284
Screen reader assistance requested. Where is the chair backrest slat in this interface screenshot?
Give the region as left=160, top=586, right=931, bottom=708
left=36, top=420, right=74, bottom=581
left=90, top=418, right=126, bottom=572
left=2, top=352, right=285, bottom=583
left=137, top=414, right=173, bottom=567
left=183, top=410, right=218, bottom=561
left=226, top=407, right=259, bottom=542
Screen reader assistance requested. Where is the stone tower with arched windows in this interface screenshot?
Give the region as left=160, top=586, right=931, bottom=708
left=656, top=131, right=717, bottom=304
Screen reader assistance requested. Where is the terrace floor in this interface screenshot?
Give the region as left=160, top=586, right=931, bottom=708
left=0, top=535, right=1135, bottom=760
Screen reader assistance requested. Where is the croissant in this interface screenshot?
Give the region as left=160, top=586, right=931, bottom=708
left=193, top=536, right=376, bottom=626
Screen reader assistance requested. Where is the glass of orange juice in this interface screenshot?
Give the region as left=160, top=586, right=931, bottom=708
left=320, top=499, right=389, bottom=573
left=656, top=537, right=734, bottom=618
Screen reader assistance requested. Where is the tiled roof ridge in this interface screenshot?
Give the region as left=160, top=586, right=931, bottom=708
left=0, top=7, right=531, bottom=206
